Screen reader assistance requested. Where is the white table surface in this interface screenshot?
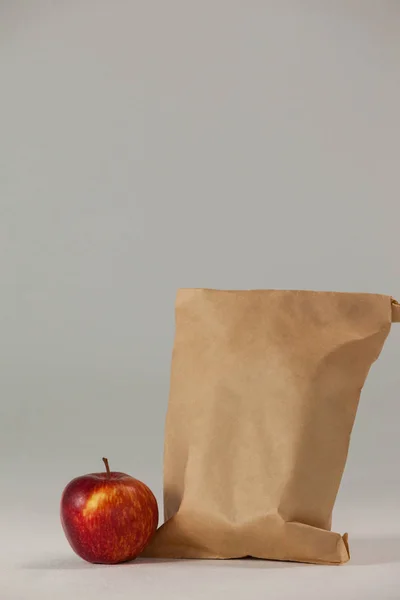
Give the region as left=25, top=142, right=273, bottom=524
left=3, top=487, right=400, bottom=600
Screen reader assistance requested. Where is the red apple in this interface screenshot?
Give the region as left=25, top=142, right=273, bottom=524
left=60, top=458, right=158, bottom=564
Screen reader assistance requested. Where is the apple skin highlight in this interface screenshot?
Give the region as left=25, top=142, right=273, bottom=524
left=61, top=460, right=158, bottom=564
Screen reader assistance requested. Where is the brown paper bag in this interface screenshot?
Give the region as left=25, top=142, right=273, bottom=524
left=145, top=290, right=400, bottom=564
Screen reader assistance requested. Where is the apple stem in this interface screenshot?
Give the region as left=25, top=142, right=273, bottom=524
left=102, top=457, right=111, bottom=478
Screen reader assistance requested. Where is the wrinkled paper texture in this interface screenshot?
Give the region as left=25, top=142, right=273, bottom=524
left=144, top=290, right=397, bottom=564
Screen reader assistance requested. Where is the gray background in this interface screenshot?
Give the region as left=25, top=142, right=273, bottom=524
left=1, top=2, right=399, bottom=599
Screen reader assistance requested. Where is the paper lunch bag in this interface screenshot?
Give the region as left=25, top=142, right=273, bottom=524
left=144, top=289, right=400, bottom=564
